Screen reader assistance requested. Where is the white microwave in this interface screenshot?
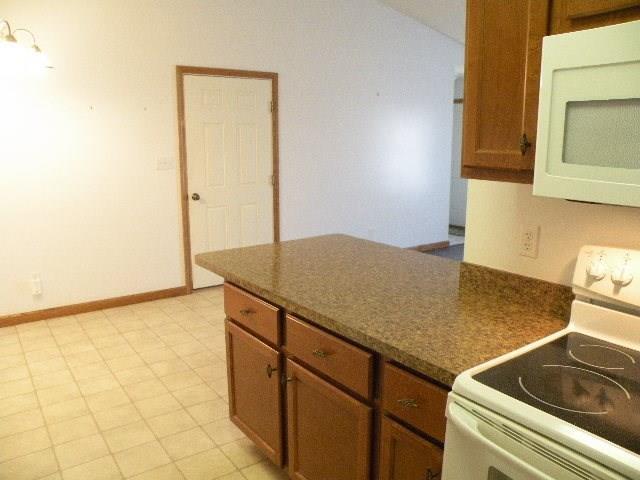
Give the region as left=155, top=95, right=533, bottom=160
left=534, top=20, right=640, bottom=207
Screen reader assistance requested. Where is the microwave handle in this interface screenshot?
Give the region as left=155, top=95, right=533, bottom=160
left=447, top=402, right=555, bottom=480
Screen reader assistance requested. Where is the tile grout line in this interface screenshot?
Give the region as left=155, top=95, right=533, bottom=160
left=49, top=311, right=116, bottom=479
left=85, top=306, right=162, bottom=480
left=63, top=315, right=126, bottom=480
left=14, top=320, right=66, bottom=479
left=93, top=302, right=216, bottom=479
left=0, top=288, right=234, bottom=480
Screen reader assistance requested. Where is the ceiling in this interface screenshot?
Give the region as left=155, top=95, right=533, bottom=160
left=381, top=0, right=466, bottom=44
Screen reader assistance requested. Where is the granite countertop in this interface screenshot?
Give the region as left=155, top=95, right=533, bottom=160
left=196, top=234, right=573, bottom=386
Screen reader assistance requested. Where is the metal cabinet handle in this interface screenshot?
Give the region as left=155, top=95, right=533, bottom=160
left=426, top=469, right=440, bottom=480
left=266, top=364, right=277, bottom=378
left=519, top=133, right=532, bottom=155
left=397, top=398, right=419, bottom=409
left=312, top=349, right=330, bottom=359
left=282, top=376, right=295, bottom=385
left=191, top=193, right=201, bottom=201
left=239, top=308, right=255, bottom=316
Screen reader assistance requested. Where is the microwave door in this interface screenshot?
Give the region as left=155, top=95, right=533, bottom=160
left=534, top=20, right=640, bottom=207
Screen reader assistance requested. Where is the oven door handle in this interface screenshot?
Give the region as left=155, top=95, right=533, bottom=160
left=447, top=402, right=555, bottom=480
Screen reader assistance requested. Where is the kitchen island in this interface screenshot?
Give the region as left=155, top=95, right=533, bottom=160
left=195, top=234, right=572, bottom=480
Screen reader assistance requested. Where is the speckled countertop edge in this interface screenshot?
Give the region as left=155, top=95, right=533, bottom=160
left=196, top=235, right=573, bottom=386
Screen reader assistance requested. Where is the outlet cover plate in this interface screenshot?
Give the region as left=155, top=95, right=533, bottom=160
left=520, top=225, right=540, bottom=258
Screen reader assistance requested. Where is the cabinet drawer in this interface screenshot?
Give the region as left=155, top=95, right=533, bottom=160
left=382, top=363, right=447, bottom=443
left=285, top=315, right=373, bottom=399
left=224, top=283, right=280, bottom=345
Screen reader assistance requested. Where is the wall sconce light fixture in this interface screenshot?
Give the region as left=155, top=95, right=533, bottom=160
left=0, top=19, right=51, bottom=71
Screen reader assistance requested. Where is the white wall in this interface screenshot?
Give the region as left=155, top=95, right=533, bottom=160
left=1, top=0, right=463, bottom=315
left=464, top=181, right=640, bottom=285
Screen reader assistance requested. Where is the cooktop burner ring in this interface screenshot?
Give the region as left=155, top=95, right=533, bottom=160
left=569, top=344, right=636, bottom=371
left=518, top=364, right=632, bottom=415
left=473, top=332, right=640, bottom=456
left=518, top=376, right=609, bottom=415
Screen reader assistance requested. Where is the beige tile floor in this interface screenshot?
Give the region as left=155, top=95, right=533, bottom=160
left=0, top=287, right=288, bottom=480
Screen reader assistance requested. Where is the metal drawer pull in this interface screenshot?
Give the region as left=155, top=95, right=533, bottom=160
left=239, top=308, right=256, bottom=316
left=426, top=469, right=440, bottom=480
left=312, top=349, right=330, bottom=358
left=397, top=398, right=419, bottom=408
left=266, top=364, right=277, bottom=378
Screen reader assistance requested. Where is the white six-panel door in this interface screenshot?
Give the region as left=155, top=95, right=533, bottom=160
left=184, top=75, right=274, bottom=289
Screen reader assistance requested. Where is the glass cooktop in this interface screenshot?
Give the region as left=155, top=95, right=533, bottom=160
left=474, top=333, right=640, bottom=455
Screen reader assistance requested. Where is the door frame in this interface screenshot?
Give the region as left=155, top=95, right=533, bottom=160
left=176, top=66, right=280, bottom=293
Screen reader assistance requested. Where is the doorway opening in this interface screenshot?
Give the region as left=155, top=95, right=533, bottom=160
left=447, top=74, right=466, bottom=258
left=176, top=66, right=280, bottom=292
left=427, top=74, right=466, bottom=262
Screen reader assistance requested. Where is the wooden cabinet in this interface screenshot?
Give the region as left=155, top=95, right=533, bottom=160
left=226, top=320, right=283, bottom=466
left=463, top=0, right=640, bottom=184
left=379, top=417, right=443, bottom=480
left=462, top=0, right=550, bottom=184
left=551, top=0, right=640, bottom=33
left=223, top=283, right=448, bottom=480
left=286, top=359, right=372, bottom=480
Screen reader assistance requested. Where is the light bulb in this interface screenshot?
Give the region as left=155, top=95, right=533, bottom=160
left=0, top=39, right=51, bottom=78
left=0, top=39, right=32, bottom=76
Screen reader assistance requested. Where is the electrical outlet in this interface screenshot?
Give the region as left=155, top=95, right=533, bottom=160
left=31, top=275, right=42, bottom=296
left=520, top=226, right=540, bottom=258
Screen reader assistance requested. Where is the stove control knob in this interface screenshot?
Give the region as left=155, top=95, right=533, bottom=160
left=611, top=264, right=633, bottom=287
left=586, top=259, right=607, bottom=281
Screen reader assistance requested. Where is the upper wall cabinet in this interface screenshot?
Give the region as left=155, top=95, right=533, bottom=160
left=462, top=0, right=551, bottom=184
left=462, top=0, right=640, bottom=184
left=551, top=0, right=640, bottom=33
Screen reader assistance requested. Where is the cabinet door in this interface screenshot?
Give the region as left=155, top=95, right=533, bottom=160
left=551, top=0, right=640, bottom=33
left=286, top=360, right=372, bottom=480
left=226, top=320, right=283, bottom=466
left=462, top=0, right=550, bottom=183
left=379, top=417, right=443, bottom=480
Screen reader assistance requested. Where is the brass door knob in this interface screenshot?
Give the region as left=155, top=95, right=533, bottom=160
left=191, top=193, right=200, bottom=201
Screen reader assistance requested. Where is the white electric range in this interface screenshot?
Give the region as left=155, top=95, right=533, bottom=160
left=442, top=246, right=640, bottom=480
